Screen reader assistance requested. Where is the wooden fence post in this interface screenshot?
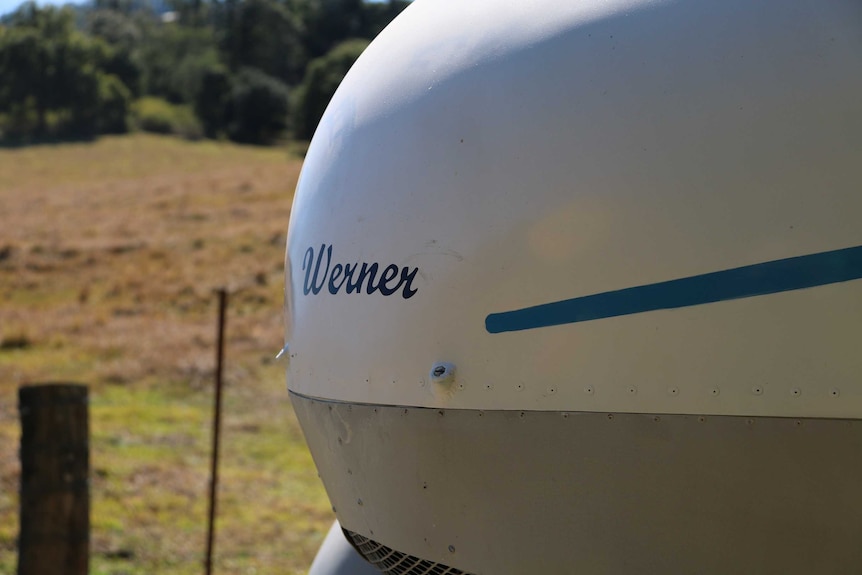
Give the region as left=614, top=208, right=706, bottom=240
left=205, top=288, right=228, bottom=575
left=17, top=383, right=89, bottom=575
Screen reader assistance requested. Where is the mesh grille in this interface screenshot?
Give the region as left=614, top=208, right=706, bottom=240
left=344, top=529, right=474, bottom=575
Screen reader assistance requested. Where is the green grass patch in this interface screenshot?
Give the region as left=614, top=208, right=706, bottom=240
left=0, top=344, right=103, bottom=383
left=85, top=380, right=331, bottom=573
left=0, top=134, right=323, bottom=574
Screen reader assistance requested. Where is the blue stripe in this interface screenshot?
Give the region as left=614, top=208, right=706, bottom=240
left=485, top=244, right=862, bottom=334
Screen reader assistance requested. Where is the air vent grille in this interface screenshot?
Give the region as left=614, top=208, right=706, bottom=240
left=344, top=529, right=474, bottom=575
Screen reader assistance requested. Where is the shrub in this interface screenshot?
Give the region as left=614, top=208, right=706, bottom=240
left=132, top=97, right=202, bottom=139
left=132, top=97, right=175, bottom=133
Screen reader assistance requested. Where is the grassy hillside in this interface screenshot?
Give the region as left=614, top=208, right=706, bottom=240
left=0, top=134, right=331, bottom=574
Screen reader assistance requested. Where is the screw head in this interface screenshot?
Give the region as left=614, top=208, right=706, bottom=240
left=430, top=362, right=456, bottom=384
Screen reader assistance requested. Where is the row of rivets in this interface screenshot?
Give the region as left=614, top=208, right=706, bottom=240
left=430, top=362, right=841, bottom=398
left=464, top=383, right=840, bottom=397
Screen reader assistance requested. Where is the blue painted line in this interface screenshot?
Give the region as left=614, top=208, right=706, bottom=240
left=485, top=244, right=862, bottom=334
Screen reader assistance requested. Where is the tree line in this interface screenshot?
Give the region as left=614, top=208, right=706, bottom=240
left=0, top=0, right=409, bottom=144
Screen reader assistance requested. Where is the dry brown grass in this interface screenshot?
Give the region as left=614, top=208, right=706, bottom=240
left=0, top=134, right=331, bottom=574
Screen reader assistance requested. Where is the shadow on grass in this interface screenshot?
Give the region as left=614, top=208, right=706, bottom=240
left=0, top=132, right=99, bottom=149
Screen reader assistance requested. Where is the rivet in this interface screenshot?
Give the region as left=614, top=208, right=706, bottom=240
left=668, top=387, right=679, bottom=396
left=547, top=386, right=557, bottom=395
left=830, top=388, right=840, bottom=398
left=790, top=387, right=801, bottom=397
left=752, top=385, right=763, bottom=396
left=430, top=362, right=456, bottom=384
left=584, top=385, right=594, bottom=395
left=607, top=414, right=614, bottom=421
left=561, top=412, right=569, bottom=419
left=710, top=387, right=720, bottom=396
left=627, top=386, right=638, bottom=395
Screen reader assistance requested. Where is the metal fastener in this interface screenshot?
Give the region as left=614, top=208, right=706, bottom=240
left=430, top=362, right=456, bottom=384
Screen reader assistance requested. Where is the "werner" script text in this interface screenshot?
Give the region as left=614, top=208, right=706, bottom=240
left=302, top=244, right=419, bottom=299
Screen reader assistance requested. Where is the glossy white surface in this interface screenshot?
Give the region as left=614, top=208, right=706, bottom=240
left=285, top=0, right=862, bottom=417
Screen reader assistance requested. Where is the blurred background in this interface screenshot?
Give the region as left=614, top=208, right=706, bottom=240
left=0, top=0, right=409, bottom=573
left=0, top=0, right=409, bottom=144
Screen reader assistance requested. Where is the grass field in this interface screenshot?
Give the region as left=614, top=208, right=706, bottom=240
left=0, top=134, right=332, bottom=574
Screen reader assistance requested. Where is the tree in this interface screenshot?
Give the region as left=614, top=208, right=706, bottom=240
left=194, top=64, right=232, bottom=138
left=220, top=0, right=306, bottom=85
left=88, top=8, right=143, bottom=95
left=301, top=0, right=363, bottom=59
left=0, top=2, right=133, bottom=139
left=138, top=24, right=220, bottom=103
left=0, top=0, right=412, bottom=143
left=226, top=67, right=289, bottom=145
left=0, top=3, right=71, bottom=135
left=293, top=38, right=368, bottom=140
left=97, top=73, right=133, bottom=133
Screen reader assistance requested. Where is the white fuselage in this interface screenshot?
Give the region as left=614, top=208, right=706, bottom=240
left=285, top=0, right=862, bottom=572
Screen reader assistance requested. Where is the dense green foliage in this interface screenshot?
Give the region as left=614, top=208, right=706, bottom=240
left=132, top=96, right=202, bottom=138
left=0, top=3, right=131, bottom=138
left=226, top=67, right=290, bottom=144
left=293, top=37, right=367, bottom=140
left=0, top=0, right=409, bottom=144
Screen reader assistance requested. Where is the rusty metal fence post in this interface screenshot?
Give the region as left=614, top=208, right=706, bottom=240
left=17, top=383, right=89, bottom=575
